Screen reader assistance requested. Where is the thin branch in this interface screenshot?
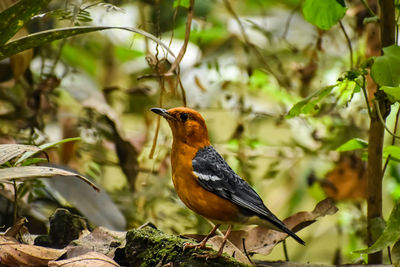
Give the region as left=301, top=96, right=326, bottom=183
left=374, top=99, right=400, bottom=139
left=13, top=179, right=17, bottom=224
left=361, top=74, right=373, bottom=118
left=361, top=0, right=377, bottom=17
left=283, top=239, right=290, bottom=261
left=165, top=0, right=195, bottom=76
left=339, top=20, right=353, bottom=69
left=242, top=238, right=255, bottom=266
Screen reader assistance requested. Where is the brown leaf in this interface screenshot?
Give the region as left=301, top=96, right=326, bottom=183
left=48, top=251, right=120, bottom=267
left=9, top=28, right=33, bottom=81
left=0, top=144, right=40, bottom=165
left=207, top=236, right=252, bottom=265
left=0, top=166, right=99, bottom=192
left=65, top=227, right=126, bottom=259
left=0, top=241, right=66, bottom=266
left=5, top=217, right=27, bottom=237
left=227, top=198, right=337, bottom=255
left=322, top=155, right=367, bottom=201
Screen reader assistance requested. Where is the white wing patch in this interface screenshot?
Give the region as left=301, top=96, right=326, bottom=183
left=194, top=171, right=221, bottom=181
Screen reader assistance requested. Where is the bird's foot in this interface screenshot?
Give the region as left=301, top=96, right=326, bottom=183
left=183, top=242, right=211, bottom=251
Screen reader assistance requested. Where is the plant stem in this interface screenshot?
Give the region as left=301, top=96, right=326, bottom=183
left=367, top=0, right=395, bottom=264
left=13, top=179, right=17, bottom=224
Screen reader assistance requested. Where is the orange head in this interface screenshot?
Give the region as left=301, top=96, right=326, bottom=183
left=151, top=107, right=210, bottom=149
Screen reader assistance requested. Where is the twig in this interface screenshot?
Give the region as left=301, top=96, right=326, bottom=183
left=12, top=179, right=17, bottom=224
left=339, top=20, right=353, bottom=69
left=242, top=238, right=255, bottom=266
left=165, top=0, right=195, bottom=76
left=361, top=0, right=377, bottom=17
left=283, top=239, right=290, bottom=261
left=149, top=79, right=165, bottom=159
left=361, top=74, right=373, bottom=118
left=374, top=99, right=400, bottom=139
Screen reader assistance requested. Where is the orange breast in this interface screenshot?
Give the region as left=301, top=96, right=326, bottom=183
left=171, top=143, right=240, bottom=223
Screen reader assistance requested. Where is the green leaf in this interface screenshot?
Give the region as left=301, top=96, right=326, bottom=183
left=0, top=0, right=50, bottom=45
left=16, top=137, right=81, bottom=165
left=173, top=0, right=190, bottom=8
left=371, top=45, right=400, bottom=87
left=302, top=0, right=347, bottom=30
left=337, top=138, right=368, bottom=152
left=381, top=86, right=400, bottom=102
left=384, top=146, right=400, bottom=161
left=0, top=26, right=175, bottom=60
left=355, top=202, right=400, bottom=254
left=286, top=85, right=336, bottom=118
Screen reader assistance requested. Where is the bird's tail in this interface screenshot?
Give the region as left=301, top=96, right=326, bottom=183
left=257, top=215, right=305, bottom=245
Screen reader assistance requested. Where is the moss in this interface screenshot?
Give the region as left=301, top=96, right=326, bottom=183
left=125, top=226, right=249, bottom=267
left=34, top=208, right=88, bottom=248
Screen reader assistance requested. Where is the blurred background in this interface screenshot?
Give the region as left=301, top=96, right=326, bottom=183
left=0, top=0, right=397, bottom=264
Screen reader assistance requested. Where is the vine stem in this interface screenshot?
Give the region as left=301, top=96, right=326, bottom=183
left=361, top=74, right=373, bottom=118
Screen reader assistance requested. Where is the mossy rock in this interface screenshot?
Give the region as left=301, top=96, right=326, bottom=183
left=124, top=226, right=249, bottom=267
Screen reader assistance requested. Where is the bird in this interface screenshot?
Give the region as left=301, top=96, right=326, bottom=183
left=151, top=107, right=305, bottom=257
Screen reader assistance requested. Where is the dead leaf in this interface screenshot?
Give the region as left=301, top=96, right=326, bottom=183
left=0, top=241, right=66, bottom=266
left=48, top=251, right=120, bottom=267
left=322, top=155, right=367, bottom=201
left=5, top=217, right=27, bottom=237
left=207, top=236, right=252, bottom=265
left=227, top=198, right=337, bottom=255
left=65, top=227, right=126, bottom=259
left=0, top=166, right=99, bottom=192
left=0, top=144, right=40, bottom=165
left=194, top=75, right=207, bottom=92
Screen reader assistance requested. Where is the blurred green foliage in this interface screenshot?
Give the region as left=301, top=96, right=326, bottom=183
left=0, top=0, right=399, bottom=264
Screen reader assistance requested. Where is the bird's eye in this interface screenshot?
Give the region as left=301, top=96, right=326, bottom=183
left=180, top=113, right=188, bottom=122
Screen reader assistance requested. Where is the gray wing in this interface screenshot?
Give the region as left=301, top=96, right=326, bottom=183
left=192, top=146, right=279, bottom=220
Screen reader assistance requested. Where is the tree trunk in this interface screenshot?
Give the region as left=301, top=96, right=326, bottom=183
left=367, top=0, right=395, bottom=263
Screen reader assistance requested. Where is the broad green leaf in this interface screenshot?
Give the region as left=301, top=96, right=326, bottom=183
left=302, top=0, right=347, bottom=30
left=286, top=85, right=336, bottom=118
left=355, top=201, right=400, bottom=254
left=0, top=166, right=99, bottom=192
left=336, top=138, right=368, bottom=152
left=384, top=146, right=400, bottom=161
left=0, top=26, right=175, bottom=60
left=381, top=86, right=400, bottom=102
left=16, top=137, right=81, bottom=165
left=0, top=144, right=40, bottom=165
left=0, top=0, right=50, bottom=45
left=371, top=45, right=400, bottom=87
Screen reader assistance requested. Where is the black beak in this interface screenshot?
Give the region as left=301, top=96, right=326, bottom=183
left=151, top=108, right=175, bottom=120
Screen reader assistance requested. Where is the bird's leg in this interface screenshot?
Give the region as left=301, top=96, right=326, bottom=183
left=195, top=224, right=233, bottom=259
left=184, top=224, right=221, bottom=250
left=214, top=224, right=232, bottom=257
